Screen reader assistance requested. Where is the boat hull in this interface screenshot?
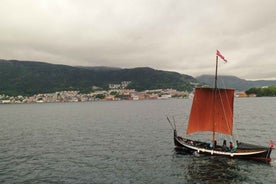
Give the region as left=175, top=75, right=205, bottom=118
left=174, top=131, right=273, bottom=163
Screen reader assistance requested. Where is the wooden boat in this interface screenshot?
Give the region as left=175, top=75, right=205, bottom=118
left=168, top=51, right=273, bottom=162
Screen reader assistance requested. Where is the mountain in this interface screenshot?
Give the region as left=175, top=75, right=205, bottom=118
left=196, top=75, right=276, bottom=91
left=0, top=59, right=198, bottom=96
left=76, top=66, right=121, bottom=71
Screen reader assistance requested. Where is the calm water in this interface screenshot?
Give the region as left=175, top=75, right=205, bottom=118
left=0, top=98, right=276, bottom=183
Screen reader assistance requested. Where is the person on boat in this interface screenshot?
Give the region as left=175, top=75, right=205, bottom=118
left=213, top=140, right=217, bottom=149
left=229, top=141, right=233, bottom=151
left=222, top=140, right=227, bottom=151
left=236, top=140, right=239, bottom=147
left=231, top=141, right=238, bottom=152
left=209, top=141, right=213, bottom=149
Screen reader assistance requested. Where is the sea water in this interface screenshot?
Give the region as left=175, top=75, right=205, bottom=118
left=0, top=98, right=275, bottom=183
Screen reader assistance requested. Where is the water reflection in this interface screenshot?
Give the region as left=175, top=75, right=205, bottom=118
left=172, top=151, right=247, bottom=183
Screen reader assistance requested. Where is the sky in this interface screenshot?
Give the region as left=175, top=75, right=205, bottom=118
left=1, top=0, right=276, bottom=80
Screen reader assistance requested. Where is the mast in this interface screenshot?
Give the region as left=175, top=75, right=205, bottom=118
left=187, top=51, right=234, bottom=136
left=215, top=56, right=218, bottom=89
left=213, top=55, right=219, bottom=143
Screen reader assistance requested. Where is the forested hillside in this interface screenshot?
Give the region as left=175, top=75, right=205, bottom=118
left=0, top=59, right=198, bottom=96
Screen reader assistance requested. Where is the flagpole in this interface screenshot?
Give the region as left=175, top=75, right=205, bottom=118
left=215, top=55, right=218, bottom=89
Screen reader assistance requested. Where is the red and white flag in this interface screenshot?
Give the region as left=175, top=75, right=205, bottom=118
left=269, top=140, right=274, bottom=148
left=216, top=50, right=227, bottom=63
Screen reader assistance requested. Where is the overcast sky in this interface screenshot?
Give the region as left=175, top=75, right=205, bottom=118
left=1, top=0, right=276, bottom=80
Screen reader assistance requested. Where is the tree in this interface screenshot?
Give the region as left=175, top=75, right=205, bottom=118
left=246, top=86, right=276, bottom=97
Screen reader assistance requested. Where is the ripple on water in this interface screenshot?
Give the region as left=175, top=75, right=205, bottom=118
left=0, top=99, right=276, bottom=183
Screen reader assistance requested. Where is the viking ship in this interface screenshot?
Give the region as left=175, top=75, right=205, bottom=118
left=168, top=50, right=273, bottom=162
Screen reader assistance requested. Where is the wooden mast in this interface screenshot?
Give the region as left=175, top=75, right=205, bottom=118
left=213, top=55, right=219, bottom=143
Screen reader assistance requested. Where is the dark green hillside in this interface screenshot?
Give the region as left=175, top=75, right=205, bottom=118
left=0, top=60, right=91, bottom=95
left=119, top=67, right=195, bottom=91
left=0, top=59, right=198, bottom=96
left=246, top=86, right=276, bottom=97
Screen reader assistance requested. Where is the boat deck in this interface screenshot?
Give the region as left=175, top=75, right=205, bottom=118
left=176, top=136, right=269, bottom=153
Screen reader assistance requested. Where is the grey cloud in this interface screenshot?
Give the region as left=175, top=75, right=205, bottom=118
left=0, top=0, right=276, bottom=79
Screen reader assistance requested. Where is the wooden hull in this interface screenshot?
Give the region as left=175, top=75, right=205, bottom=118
left=174, top=130, right=273, bottom=163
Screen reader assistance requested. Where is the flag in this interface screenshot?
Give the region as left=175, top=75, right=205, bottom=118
left=216, top=50, right=227, bottom=62
left=269, top=140, right=274, bottom=148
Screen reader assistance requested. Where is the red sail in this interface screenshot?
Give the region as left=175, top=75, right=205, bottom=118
left=186, top=88, right=234, bottom=135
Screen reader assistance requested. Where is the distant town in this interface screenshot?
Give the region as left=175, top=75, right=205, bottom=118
left=0, top=81, right=191, bottom=104
left=0, top=80, right=257, bottom=104
left=0, top=89, right=189, bottom=104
